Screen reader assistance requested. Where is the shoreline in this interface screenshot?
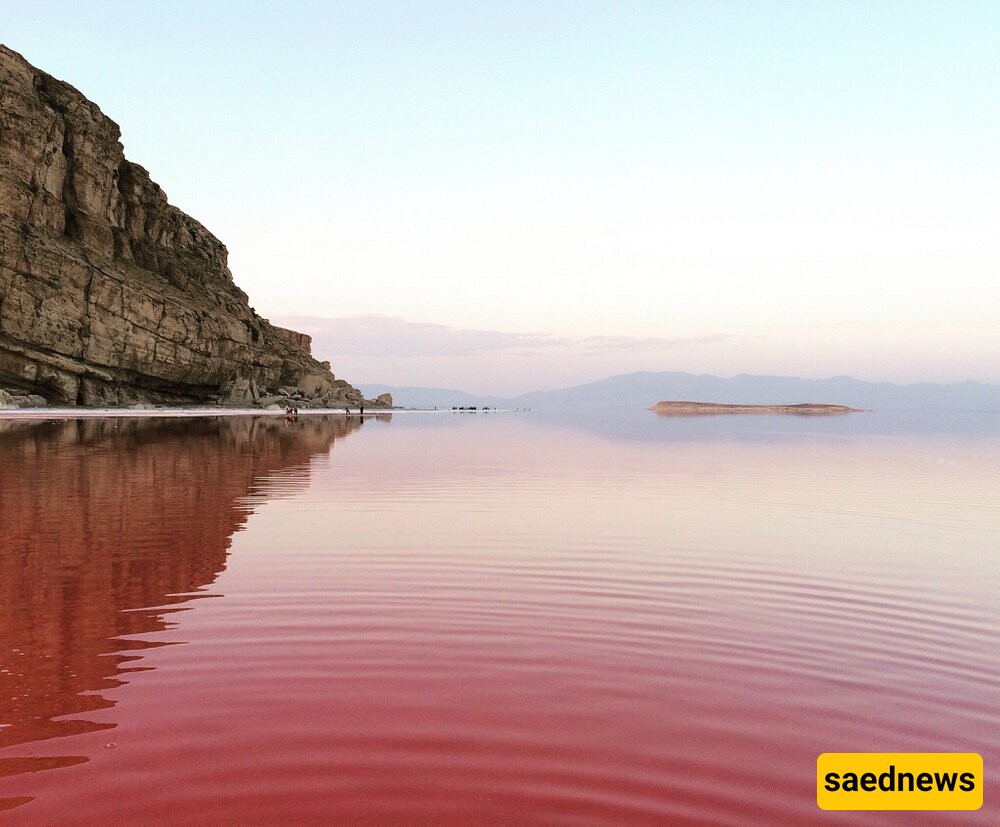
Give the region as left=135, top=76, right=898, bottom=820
left=0, top=407, right=516, bottom=420
left=0, top=407, right=396, bottom=420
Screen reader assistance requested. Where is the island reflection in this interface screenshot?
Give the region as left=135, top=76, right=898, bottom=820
left=0, top=415, right=364, bottom=789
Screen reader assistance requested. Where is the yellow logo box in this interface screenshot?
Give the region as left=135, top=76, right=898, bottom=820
left=817, top=753, right=983, bottom=811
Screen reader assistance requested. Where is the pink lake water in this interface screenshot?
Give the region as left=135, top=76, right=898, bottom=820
left=1, top=411, right=998, bottom=824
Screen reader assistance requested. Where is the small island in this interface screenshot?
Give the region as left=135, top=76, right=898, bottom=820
left=650, top=401, right=862, bottom=416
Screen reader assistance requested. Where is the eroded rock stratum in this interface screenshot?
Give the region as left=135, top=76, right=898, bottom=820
left=0, top=45, right=378, bottom=408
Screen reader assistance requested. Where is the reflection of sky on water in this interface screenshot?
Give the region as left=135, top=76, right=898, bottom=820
left=214, top=410, right=1000, bottom=825
left=1, top=410, right=998, bottom=824
left=525, top=406, right=1000, bottom=444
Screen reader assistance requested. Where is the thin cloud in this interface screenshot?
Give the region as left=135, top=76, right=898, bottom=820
left=275, top=315, right=567, bottom=358
left=577, top=333, right=748, bottom=353
left=274, top=314, right=747, bottom=360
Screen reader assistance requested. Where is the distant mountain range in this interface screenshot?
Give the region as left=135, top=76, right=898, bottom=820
left=359, top=385, right=492, bottom=410
left=360, top=372, right=1000, bottom=412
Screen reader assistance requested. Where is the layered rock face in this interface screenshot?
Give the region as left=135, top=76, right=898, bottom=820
left=0, top=45, right=377, bottom=407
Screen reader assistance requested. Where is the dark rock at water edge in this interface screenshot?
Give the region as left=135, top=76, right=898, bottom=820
left=0, top=387, right=48, bottom=408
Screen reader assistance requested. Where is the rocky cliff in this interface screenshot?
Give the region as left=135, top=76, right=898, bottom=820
left=0, top=45, right=380, bottom=408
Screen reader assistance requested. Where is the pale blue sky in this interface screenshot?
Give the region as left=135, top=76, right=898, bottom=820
left=4, top=2, right=999, bottom=393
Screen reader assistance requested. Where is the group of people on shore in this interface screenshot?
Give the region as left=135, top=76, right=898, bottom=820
left=285, top=405, right=366, bottom=422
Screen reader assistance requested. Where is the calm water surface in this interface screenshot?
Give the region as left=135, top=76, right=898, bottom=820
left=1, top=411, right=998, bottom=825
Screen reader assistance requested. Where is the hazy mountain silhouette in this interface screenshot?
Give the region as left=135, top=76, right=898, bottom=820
left=363, top=372, right=1000, bottom=412
left=359, top=384, right=506, bottom=409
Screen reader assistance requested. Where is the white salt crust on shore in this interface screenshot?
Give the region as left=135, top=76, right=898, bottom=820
left=0, top=407, right=515, bottom=419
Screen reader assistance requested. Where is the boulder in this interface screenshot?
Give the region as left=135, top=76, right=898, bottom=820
left=297, top=373, right=333, bottom=398
left=256, top=395, right=285, bottom=408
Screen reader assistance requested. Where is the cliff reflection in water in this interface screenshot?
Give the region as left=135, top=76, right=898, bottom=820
left=0, top=415, right=362, bottom=762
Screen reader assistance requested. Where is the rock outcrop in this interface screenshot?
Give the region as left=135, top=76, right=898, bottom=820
left=650, top=401, right=862, bottom=416
left=0, top=45, right=384, bottom=408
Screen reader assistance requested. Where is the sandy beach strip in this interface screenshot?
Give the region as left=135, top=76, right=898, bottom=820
left=0, top=407, right=385, bottom=420
left=0, top=407, right=514, bottom=420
